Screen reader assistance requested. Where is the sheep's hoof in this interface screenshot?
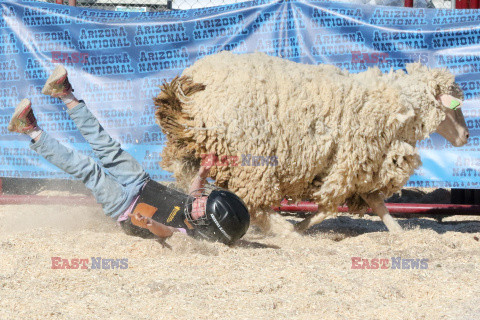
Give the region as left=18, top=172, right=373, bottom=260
left=251, top=213, right=272, bottom=234
left=383, top=214, right=403, bottom=233
left=387, top=224, right=404, bottom=233
left=294, top=219, right=311, bottom=233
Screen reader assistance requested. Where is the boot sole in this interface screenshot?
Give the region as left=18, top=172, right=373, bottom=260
left=41, top=65, right=67, bottom=95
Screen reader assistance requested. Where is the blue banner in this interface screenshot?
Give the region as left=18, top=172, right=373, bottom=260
left=1, top=0, right=480, bottom=188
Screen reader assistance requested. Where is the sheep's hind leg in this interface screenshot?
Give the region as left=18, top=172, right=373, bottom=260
left=361, top=192, right=403, bottom=233
left=295, top=211, right=329, bottom=232
left=251, top=210, right=272, bottom=233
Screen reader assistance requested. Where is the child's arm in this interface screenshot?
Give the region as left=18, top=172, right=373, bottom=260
left=145, top=218, right=177, bottom=238
left=188, top=165, right=211, bottom=195
left=130, top=212, right=177, bottom=238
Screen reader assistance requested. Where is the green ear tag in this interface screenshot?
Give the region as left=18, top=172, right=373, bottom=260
left=449, top=100, right=460, bottom=110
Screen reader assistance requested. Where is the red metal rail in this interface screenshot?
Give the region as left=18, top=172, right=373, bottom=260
left=272, top=199, right=480, bottom=215
left=354, top=203, right=480, bottom=215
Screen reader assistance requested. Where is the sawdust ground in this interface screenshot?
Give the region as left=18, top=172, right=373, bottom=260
left=0, top=202, right=479, bottom=320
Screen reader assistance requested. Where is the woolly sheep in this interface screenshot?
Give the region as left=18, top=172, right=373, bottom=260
left=154, top=51, right=468, bottom=232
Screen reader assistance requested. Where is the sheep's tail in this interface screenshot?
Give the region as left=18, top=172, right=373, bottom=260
left=154, top=76, right=206, bottom=169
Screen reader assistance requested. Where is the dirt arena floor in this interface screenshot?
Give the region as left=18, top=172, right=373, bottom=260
left=1, top=199, right=480, bottom=319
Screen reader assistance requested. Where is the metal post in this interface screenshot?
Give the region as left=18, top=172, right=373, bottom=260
left=404, top=0, right=414, bottom=7
left=68, top=0, right=77, bottom=6
left=470, top=0, right=479, bottom=8
left=56, top=0, right=63, bottom=4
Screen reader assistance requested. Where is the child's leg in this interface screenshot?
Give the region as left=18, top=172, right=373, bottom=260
left=42, top=66, right=149, bottom=196
left=8, top=98, right=134, bottom=218
left=30, top=131, right=132, bottom=217
left=67, top=101, right=149, bottom=190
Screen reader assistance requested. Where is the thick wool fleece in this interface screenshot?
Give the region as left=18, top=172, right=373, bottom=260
left=154, top=52, right=461, bottom=217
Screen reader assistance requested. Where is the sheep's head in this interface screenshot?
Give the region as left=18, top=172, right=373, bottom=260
left=405, top=63, right=469, bottom=147
left=435, top=92, right=469, bottom=147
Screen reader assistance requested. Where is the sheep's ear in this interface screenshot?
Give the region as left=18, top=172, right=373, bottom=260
left=438, top=94, right=462, bottom=110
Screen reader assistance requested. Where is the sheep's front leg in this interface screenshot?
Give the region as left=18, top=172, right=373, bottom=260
left=171, top=159, right=199, bottom=192
left=295, top=211, right=329, bottom=232
left=253, top=210, right=300, bottom=236
left=361, top=192, right=403, bottom=233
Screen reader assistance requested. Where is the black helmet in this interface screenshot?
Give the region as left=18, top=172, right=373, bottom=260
left=185, top=187, right=250, bottom=244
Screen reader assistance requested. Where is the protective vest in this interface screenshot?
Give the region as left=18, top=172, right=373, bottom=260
left=131, top=180, right=195, bottom=236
